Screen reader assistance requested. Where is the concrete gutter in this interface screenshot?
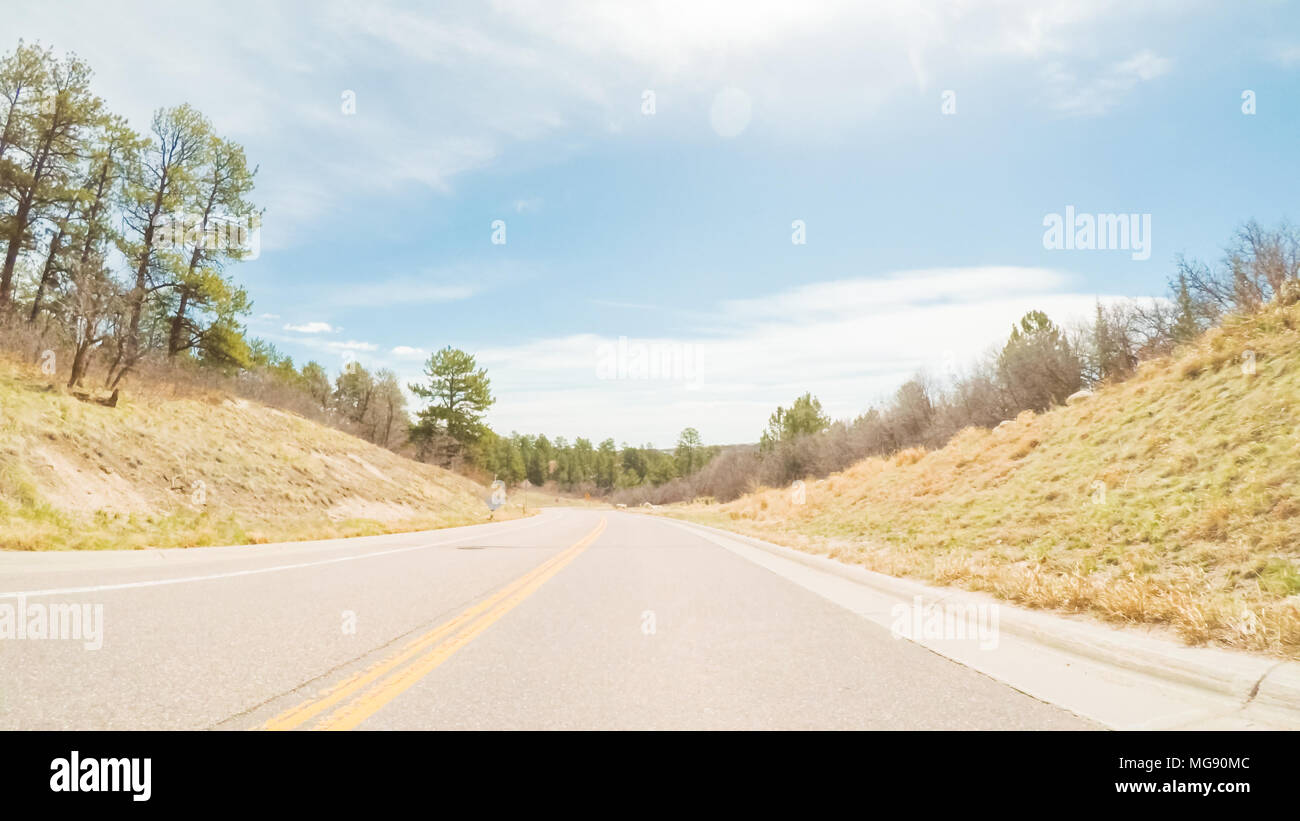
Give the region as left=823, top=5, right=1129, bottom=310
left=660, top=515, right=1300, bottom=730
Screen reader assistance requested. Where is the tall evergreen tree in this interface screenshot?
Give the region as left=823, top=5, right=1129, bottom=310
left=0, top=47, right=101, bottom=310
left=409, top=346, right=494, bottom=465
left=109, top=104, right=210, bottom=387
left=760, top=392, right=829, bottom=452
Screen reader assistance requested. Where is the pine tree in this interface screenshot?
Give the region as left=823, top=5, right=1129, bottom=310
left=759, top=393, right=829, bottom=452
left=409, top=347, right=494, bottom=465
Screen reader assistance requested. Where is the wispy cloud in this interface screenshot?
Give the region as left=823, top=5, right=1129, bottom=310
left=283, top=321, right=338, bottom=334
left=7, top=1, right=1190, bottom=250
left=720, top=267, right=1069, bottom=322
left=1046, top=50, right=1172, bottom=117
left=325, top=279, right=476, bottom=309
left=1273, top=44, right=1300, bottom=67
left=312, top=261, right=538, bottom=309
left=326, top=340, right=378, bottom=352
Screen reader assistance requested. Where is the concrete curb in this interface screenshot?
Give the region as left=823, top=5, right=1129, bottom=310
left=663, top=515, right=1300, bottom=721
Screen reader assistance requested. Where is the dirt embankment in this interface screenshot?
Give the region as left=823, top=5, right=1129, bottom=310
left=0, top=361, right=513, bottom=549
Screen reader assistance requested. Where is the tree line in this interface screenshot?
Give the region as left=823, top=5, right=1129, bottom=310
left=400, top=346, right=725, bottom=490
left=293, top=218, right=1296, bottom=500
left=0, top=44, right=418, bottom=466
left=1, top=42, right=259, bottom=390
left=476, top=426, right=720, bottom=492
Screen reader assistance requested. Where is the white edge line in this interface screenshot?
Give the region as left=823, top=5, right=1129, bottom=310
left=0, top=512, right=559, bottom=600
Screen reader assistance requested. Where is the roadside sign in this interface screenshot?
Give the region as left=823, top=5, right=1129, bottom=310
left=488, top=480, right=506, bottom=511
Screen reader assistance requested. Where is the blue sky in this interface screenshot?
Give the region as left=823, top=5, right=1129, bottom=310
left=14, top=1, right=1300, bottom=445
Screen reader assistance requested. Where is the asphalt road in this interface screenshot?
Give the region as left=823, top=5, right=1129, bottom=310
left=0, top=509, right=1095, bottom=730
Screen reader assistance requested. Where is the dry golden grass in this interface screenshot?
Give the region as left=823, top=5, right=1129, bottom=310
left=672, top=303, right=1300, bottom=657
left=0, top=357, right=514, bottom=550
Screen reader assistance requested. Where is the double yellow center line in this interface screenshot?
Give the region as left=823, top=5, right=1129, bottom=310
left=262, top=517, right=607, bottom=731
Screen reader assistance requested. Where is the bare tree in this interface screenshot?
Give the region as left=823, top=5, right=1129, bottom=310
left=1179, top=220, right=1300, bottom=320
left=64, top=251, right=121, bottom=388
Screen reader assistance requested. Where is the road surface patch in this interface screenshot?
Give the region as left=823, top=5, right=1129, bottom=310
left=262, top=517, right=607, bottom=731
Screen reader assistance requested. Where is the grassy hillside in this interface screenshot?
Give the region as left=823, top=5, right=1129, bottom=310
left=672, top=303, right=1300, bottom=657
left=0, top=357, right=516, bottom=550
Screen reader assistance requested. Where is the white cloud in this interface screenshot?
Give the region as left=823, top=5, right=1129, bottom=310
left=391, top=345, right=428, bottom=358
left=478, top=266, right=1142, bottom=445
left=283, top=321, right=338, bottom=334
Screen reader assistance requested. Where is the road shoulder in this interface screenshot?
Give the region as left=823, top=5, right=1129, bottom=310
left=659, top=515, right=1300, bottom=730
